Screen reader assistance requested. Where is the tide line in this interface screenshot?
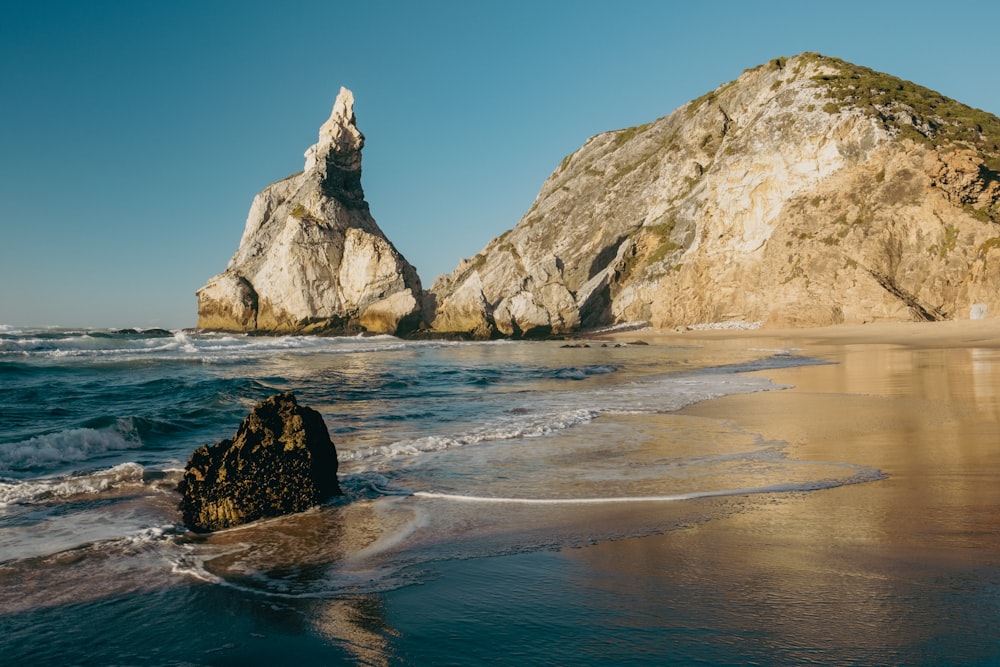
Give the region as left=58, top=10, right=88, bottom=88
left=412, top=483, right=812, bottom=505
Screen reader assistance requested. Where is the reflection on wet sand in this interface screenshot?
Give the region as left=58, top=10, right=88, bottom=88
left=556, top=325, right=1000, bottom=663
left=375, top=324, right=1000, bottom=664
left=313, top=597, right=399, bottom=667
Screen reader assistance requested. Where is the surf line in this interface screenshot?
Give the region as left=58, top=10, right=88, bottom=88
left=412, top=481, right=835, bottom=505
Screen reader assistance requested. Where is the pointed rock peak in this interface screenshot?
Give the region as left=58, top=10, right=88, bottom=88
left=323, top=86, right=360, bottom=143
left=304, top=86, right=365, bottom=172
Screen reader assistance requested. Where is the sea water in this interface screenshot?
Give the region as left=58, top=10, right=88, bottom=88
left=0, top=327, right=882, bottom=664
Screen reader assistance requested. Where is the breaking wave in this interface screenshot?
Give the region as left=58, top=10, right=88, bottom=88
left=0, top=328, right=464, bottom=365
left=0, top=462, right=146, bottom=506
left=0, top=428, right=142, bottom=474
left=339, top=408, right=600, bottom=465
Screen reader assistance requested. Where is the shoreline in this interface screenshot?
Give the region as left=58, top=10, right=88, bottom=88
left=603, top=317, right=1000, bottom=511
left=598, top=317, right=1000, bottom=348
left=382, top=318, right=1000, bottom=663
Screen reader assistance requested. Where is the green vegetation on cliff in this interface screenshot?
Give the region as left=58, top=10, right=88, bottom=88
left=808, top=53, right=1000, bottom=170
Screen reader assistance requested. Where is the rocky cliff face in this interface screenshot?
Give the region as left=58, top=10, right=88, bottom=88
left=197, top=88, right=422, bottom=335
left=427, top=53, right=1000, bottom=336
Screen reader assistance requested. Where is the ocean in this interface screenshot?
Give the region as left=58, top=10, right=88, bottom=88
left=0, top=326, right=903, bottom=664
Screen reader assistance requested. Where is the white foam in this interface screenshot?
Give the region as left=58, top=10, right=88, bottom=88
left=0, top=328, right=470, bottom=365
left=686, top=320, right=763, bottom=330
left=0, top=428, right=143, bottom=472
left=413, top=469, right=884, bottom=504
left=0, top=462, right=145, bottom=506
left=337, top=369, right=783, bottom=471
left=170, top=544, right=234, bottom=585
left=581, top=321, right=651, bottom=335
left=555, top=365, right=617, bottom=380
left=339, top=408, right=599, bottom=465
left=585, top=372, right=780, bottom=415
left=113, top=524, right=179, bottom=549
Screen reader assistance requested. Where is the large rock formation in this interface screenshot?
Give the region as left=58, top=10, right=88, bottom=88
left=178, top=392, right=342, bottom=533
left=427, top=53, right=1000, bottom=336
left=197, top=88, right=423, bottom=335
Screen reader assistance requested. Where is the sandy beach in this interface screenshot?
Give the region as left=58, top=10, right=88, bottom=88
left=597, top=320, right=1000, bottom=662
left=381, top=320, right=1000, bottom=664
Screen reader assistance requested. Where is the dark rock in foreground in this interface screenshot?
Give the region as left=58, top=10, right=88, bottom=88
left=178, top=392, right=342, bottom=532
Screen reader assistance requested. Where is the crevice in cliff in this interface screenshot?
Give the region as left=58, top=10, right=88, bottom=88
left=718, top=105, right=733, bottom=139
left=578, top=280, right=612, bottom=330
left=588, top=235, right=630, bottom=280
left=867, top=269, right=947, bottom=321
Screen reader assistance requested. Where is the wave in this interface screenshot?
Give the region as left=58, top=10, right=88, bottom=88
left=0, top=329, right=468, bottom=365
left=0, top=428, right=143, bottom=473
left=553, top=365, right=618, bottom=380
left=703, top=353, right=830, bottom=374
left=581, top=372, right=781, bottom=415
left=166, top=459, right=888, bottom=601
left=579, top=321, right=650, bottom=335
left=339, top=408, right=599, bottom=465
left=0, top=462, right=145, bottom=506
left=338, top=364, right=786, bottom=469
left=411, top=468, right=886, bottom=504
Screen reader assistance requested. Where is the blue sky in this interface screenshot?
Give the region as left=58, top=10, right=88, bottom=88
left=1, top=0, right=998, bottom=328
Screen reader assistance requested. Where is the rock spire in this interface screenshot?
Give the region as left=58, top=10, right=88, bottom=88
left=304, top=87, right=364, bottom=172
left=197, top=87, right=422, bottom=335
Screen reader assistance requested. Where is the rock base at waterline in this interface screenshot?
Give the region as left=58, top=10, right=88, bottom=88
left=178, top=392, right=342, bottom=532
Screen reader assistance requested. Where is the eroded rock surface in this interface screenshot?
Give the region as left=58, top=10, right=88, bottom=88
left=427, top=53, right=1000, bottom=335
left=178, top=392, right=342, bottom=533
left=197, top=88, right=422, bottom=335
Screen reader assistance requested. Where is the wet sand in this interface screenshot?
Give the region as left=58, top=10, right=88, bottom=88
left=382, top=321, right=1000, bottom=664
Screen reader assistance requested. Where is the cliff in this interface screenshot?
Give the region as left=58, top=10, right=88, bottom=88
left=426, top=53, right=1000, bottom=336
left=197, top=88, right=422, bottom=335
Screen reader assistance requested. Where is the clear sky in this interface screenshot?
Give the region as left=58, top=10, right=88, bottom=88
left=2, top=0, right=998, bottom=329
